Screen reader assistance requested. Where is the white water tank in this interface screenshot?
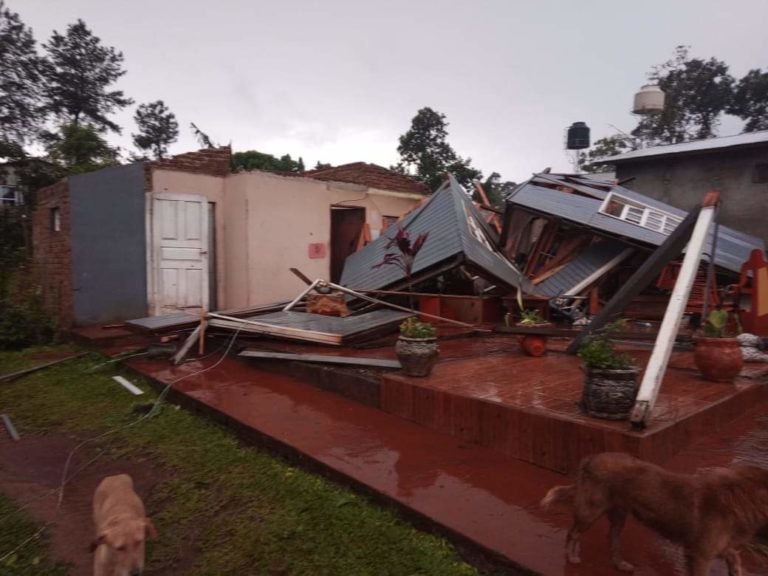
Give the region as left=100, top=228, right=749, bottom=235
left=633, top=84, right=665, bottom=114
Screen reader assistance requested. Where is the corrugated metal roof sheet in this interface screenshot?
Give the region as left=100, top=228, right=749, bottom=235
left=341, top=176, right=531, bottom=292
left=536, top=241, right=630, bottom=297
left=507, top=180, right=764, bottom=274
left=597, top=130, right=768, bottom=164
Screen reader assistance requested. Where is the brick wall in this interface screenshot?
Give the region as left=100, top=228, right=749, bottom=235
left=145, top=146, right=232, bottom=187
left=32, top=179, right=74, bottom=328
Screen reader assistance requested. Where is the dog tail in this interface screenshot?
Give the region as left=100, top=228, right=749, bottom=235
left=540, top=484, right=575, bottom=511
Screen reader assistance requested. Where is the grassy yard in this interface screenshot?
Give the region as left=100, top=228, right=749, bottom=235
left=0, top=347, right=482, bottom=576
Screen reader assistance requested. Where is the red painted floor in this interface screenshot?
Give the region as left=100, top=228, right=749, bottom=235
left=127, top=350, right=768, bottom=576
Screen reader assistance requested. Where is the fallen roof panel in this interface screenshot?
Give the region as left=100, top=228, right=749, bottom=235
left=209, top=309, right=412, bottom=346
left=341, top=175, right=532, bottom=293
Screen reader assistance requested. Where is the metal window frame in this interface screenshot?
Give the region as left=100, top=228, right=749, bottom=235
left=599, top=191, right=682, bottom=236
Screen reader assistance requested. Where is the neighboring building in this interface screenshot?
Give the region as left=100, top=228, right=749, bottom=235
left=0, top=165, right=23, bottom=206
left=32, top=148, right=428, bottom=327
left=598, top=131, right=768, bottom=244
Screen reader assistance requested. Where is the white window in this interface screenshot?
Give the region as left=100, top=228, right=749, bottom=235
left=599, top=192, right=682, bottom=236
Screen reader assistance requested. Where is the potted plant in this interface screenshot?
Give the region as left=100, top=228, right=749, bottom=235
left=396, top=317, right=439, bottom=377
left=515, top=309, right=551, bottom=357
left=577, top=320, right=640, bottom=420
left=694, top=308, right=742, bottom=383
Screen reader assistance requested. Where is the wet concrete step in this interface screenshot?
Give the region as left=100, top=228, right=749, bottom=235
left=126, top=355, right=755, bottom=576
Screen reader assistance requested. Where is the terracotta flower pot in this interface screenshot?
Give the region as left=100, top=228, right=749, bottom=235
left=396, top=336, right=439, bottom=377
left=581, top=367, right=640, bottom=420
left=694, top=337, right=742, bottom=383
left=516, top=322, right=551, bottom=357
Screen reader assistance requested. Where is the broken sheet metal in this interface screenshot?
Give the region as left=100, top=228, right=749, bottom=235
left=535, top=241, right=633, bottom=298
left=207, top=309, right=412, bottom=346
left=341, top=175, right=533, bottom=293
left=507, top=175, right=765, bottom=274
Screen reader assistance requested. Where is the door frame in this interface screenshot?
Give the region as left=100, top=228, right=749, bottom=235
left=146, top=192, right=211, bottom=316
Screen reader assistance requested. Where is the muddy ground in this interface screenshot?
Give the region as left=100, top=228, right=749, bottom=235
left=0, top=434, right=169, bottom=575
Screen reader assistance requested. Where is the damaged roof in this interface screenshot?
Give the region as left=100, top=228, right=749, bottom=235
left=303, top=162, right=430, bottom=195
left=507, top=173, right=765, bottom=274
left=341, top=175, right=532, bottom=292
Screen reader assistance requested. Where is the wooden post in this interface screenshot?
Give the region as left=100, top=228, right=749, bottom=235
left=198, top=308, right=207, bottom=356
left=629, top=192, right=720, bottom=429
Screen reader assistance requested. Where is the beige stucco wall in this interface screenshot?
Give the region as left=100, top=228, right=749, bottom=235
left=151, top=170, right=227, bottom=309
left=223, top=171, right=422, bottom=308
left=151, top=168, right=422, bottom=310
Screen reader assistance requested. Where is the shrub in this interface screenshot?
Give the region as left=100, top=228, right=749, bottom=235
left=0, top=298, right=55, bottom=350
left=578, top=320, right=634, bottom=370
left=399, top=317, right=436, bottom=339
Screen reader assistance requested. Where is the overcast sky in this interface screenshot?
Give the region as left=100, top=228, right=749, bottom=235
left=15, top=0, right=768, bottom=182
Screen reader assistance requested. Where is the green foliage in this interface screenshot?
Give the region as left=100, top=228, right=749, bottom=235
left=399, top=317, right=436, bottom=339
left=42, top=19, right=133, bottom=133
left=632, top=46, right=734, bottom=145
left=44, top=122, right=118, bottom=174
left=0, top=1, right=46, bottom=148
left=729, top=68, right=768, bottom=132
left=518, top=309, right=546, bottom=326
left=132, top=100, right=179, bottom=160
left=232, top=150, right=305, bottom=173
left=393, top=107, right=482, bottom=191
left=702, top=308, right=735, bottom=338
left=476, top=172, right=515, bottom=208
left=578, top=135, right=638, bottom=173
left=0, top=297, right=55, bottom=350
left=190, top=122, right=216, bottom=149
left=578, top=320, right=634, bottom=370
left=313, top=161, right=332, bottom=170
left=0, top=349, right=477, bottom=576
left=0, top=494, right=69, bottom=575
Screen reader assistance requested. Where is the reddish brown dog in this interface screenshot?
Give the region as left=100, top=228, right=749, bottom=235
left=92, top=474, right=157, bottom=576
left=541, top=452, right=768, bottom=576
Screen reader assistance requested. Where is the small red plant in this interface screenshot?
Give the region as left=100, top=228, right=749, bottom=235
left=373, top=227, right=429, bottom=309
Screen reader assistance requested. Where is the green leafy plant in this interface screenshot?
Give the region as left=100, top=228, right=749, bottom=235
left=399, top=317, right=436, bottom=339
left=518, top=309, right=547, bottom=326
left=578, top=320, right=635, bottom=370
left=702, top=308, right=737, bottom=338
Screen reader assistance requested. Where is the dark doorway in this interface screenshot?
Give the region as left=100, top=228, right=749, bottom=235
left=330, top=207, right=365, bottom=283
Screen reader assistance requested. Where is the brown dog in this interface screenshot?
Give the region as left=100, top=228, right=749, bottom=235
left=541, top=452, right=768, bottom=576
left=92, top=474, right=156, bottom=576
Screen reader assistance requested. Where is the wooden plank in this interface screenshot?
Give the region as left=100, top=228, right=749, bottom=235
left=172, top=324, right=202, bottom=365
left=0, top=353, right=88, bottom=383
left=630, top=194, right=719, bottom=429
left=207, top=317, right=342, bottom=345
left=565, top=203, right=702, bottom=355
left=289, top=267, right=313, bottom=285
left=239, top=350, right=402, bottom=369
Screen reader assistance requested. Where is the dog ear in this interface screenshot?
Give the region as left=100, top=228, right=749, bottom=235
left=144, top=518, right=157, bottom=540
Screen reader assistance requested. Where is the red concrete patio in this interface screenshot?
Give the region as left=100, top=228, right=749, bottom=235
left=118, top=332, right=768, bottom=576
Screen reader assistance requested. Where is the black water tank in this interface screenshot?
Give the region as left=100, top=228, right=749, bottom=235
left=566, top=122, right=590, bottom=149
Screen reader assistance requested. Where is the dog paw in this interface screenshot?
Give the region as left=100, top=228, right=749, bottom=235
left=615, top=560, right=635, bottom=572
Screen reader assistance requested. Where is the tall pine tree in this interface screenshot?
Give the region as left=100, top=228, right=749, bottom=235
left=42, top=19, right=132, bottom=133
left=0, top=1, right=46, bottom=154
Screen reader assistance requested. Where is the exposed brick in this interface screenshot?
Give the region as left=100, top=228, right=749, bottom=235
left=31, top=179, right=74, bottom=328
left=146, top=145, right=232, bottom=181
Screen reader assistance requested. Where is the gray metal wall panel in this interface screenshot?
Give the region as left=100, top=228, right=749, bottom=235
left=69, top=163, right=147, bottom=325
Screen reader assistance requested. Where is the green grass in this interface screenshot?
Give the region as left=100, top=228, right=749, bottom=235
left=0, top=347, right=481, bottom=576
left=0, top=494, right=68, bottom=576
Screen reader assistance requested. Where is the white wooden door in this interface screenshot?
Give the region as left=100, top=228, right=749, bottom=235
left=151, top=193, right=209, bottom=315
